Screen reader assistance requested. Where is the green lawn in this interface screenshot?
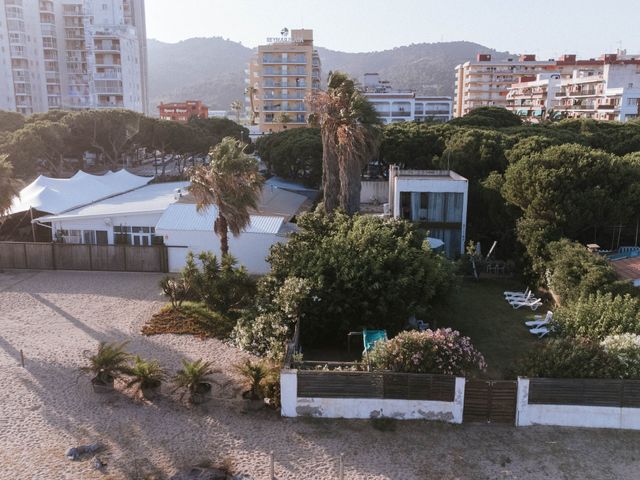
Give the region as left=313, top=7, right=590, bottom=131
left=430, top=278, right=544, bottom=379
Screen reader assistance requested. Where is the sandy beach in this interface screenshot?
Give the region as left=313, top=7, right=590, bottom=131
left=1, top=269, right=639, bottom=479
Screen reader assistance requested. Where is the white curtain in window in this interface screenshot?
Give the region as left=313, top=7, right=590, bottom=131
left=445, top=193, right=463, bottom=223
left=428, top=193, right=445, bottom=222
left=411, top=193, right=421, bottom=221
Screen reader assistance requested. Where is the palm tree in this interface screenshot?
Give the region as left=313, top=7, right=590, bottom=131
left=230, top=100, right=242, bottom=123
left=188, top=137, right=264, bottom=256
left=309, top=72, right=381, bottom=215
left=0, top=155, right=20, bottom=217
left=245, top=86, right=257, bottom=125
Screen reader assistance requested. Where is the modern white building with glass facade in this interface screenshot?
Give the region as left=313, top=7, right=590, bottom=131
left=388, top=166, right=468, bottom=257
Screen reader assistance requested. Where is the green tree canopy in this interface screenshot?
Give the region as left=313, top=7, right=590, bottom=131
left=255, top=127, right=322, bottom=187
left=449, top=106, right=522, bottom=128
left=501, top=144, right=640, bottom=266
left=267, top=210, right=455, bottom=345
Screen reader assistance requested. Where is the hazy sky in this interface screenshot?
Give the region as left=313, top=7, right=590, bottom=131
left=145, top=0, right=639, bottom=59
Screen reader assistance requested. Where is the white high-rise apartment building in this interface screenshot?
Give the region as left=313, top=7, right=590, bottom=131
left=0, top=0, right=148, bottom=115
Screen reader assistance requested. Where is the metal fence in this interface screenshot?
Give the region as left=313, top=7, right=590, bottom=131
left=0, top=242, right=168, bottom=273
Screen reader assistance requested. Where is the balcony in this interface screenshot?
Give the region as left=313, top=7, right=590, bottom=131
left=263, top=93, right=305, bottom=100
left=262, top=105, right=306, bottom=112
left=95, top=86, right=123, bottom=95
left=391, top=111, right=411, bottom=117
left=263, top=56, right=307, bottom=64
left=262, top=67, right=307, bottom=76
left=95, top=42, right=121, bottom=53
left=9, top=46, right=27, bottom=58
left=263, top=82, right=307, bottom=89
left=94, top=72, right=122, bottom=80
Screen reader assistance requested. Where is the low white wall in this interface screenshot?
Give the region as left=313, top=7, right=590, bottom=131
left=516, top=378, right=640, bottom=430
left=360, top=180, right=389, bottom=204
left=281, top=372, right=465, bottom=423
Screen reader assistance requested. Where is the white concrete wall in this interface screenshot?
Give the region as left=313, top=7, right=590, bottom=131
left=51, top=212, right=162, bottom=244
left=159, top=228, right=288, bottom=274
left=516, top=378, right=640, bottom=430
left=360, top=180, right=389, bottom=204
left=281, top=372, right=465, bottom=423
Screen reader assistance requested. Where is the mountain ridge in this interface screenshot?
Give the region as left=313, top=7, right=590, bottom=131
left=148, top=37, right=514, bottom=111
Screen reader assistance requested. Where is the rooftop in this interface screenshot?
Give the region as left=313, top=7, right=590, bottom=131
left=392, top=168, right=468, bottom=182
left=39, top=181, right=189, bottom=222
left=10, top=169, right=152, bottom=216
left=155, top=203, right=287, bottom=235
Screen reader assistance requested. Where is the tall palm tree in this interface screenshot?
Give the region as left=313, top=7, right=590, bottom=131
left=245, top=86, right=257, bottom=125
left=230, top=100, right=242, bottom=123
left=188, top=137, right=263, bottom=256
left=0, top=155, right=20, bottom=217
left=309, top=72, right=380, bottom=215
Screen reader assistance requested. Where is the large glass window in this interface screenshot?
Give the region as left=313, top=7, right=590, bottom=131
left=114, top=226, right=157, bottom=246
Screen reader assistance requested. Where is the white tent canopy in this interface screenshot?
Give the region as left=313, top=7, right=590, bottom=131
left=9, top=169, right=152, bottom=216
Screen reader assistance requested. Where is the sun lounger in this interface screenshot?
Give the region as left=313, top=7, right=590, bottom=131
left=529, top=325, right=554, bottom=338
left=511, top=298, right=542, bottom=310
left=504, top=288, right=530, bottom=297
left=507, top=292, right=535, bottom=305
left=526, top=311, right=553, bottom=327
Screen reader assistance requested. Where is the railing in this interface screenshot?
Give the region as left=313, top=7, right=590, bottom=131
left=263, top=105, right=306, bottom=112
left=263, top=93, right=305, bottom=100
left=264, top=82, right=307, bottom=88
left=263, top=56, right=307, bottom=64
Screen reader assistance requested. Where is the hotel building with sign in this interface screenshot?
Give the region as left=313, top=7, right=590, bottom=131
left=246, top=28, right=321, bottom=133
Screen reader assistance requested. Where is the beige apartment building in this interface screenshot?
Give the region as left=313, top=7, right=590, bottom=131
left=454, top=54, right=558, bottom=117
left=246, top=28, right=321, bottom=133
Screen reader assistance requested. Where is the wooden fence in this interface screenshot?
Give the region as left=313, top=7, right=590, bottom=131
left=297, top=371, right=456, bottom=401
left=528, top=378, right=640, bottom=408
left=0, top=241, right=168, bottom=273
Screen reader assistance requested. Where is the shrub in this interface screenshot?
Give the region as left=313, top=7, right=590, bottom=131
left=233, top=359, right=273, bottom=400
left=232, top=276, right=311, bottom=358
left=80, top=341, right=131, bottom=385
left=159, top=276, right=190, bottom=309
left=267, top=210, right=455, bottom=345
left=126, top=356, right=166, bottom=398
left=368, top=329, right=486, bottom=376
left=517, top=337, right=627, bottom=379
left=554, top=292, right=640, bottom=339
left=181, top=252, right=255, bottom=316
left=172, top=358, right=218, bottom=403
left=545, top=239, right=631, bottom=304
left=601, top=333, right=640, bottom=378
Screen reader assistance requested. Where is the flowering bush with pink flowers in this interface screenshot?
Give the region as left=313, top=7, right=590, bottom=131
left=368, top=328, right=487, bottom=376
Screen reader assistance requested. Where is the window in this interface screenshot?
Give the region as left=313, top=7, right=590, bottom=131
left=114, top=225, right=157, bottom=246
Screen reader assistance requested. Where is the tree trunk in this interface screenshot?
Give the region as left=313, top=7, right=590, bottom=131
left=321, top=130, right=340, bottom=213
left=216, top=214, right=229, bottom=256
left=338, top=151, right=363, bottom=215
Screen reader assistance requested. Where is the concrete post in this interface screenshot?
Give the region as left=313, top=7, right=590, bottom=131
left=280, top=369, right=298, bottom=417
left=453, top=377, right=465, bottom=424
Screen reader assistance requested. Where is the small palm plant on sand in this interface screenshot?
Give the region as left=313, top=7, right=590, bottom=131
left=234, top=359, right=272, bottom=400
left=126, top=356, right=166, bottom=400
left=81, top=341, right=131, bottom=392
left=171, top=358, right=217, bottom=404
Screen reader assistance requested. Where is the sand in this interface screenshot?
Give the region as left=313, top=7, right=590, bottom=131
left=1, top=269, right=640, bottom=479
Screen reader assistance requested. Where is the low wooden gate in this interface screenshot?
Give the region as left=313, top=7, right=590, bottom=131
left=463, top=380, right=517, bottom=424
